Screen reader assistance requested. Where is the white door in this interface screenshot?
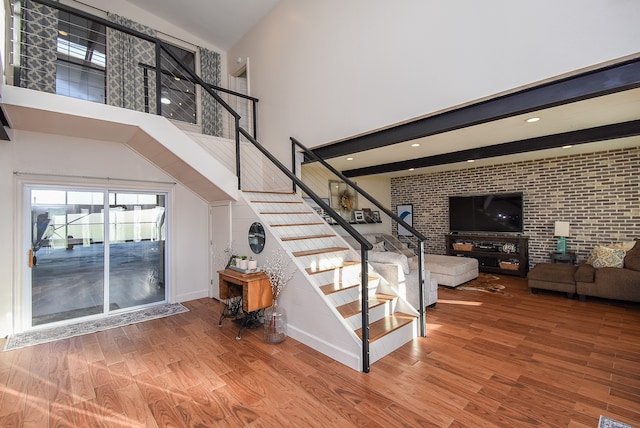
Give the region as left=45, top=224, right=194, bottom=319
left=210, top=202, right=231, bottom=299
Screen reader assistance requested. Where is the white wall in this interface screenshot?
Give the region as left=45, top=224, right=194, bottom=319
left=229, top=0, right=640, bottom=164
left=0, top=130, right=210, bottom=336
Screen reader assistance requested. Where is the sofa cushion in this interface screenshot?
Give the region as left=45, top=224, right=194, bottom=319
left=528, top=263, right=577, bottom=284
left=623, top=239, right=640, bottom=271
left=588, top=245, right=626, bottom=269
left=574, top=263, right=595, bottom=283
left=369, top=251, right=410, bottom=274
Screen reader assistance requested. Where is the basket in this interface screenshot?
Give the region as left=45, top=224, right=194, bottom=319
left=453, top=243, right=473, bottom=251
left=499, top=261, right=520, bottom=271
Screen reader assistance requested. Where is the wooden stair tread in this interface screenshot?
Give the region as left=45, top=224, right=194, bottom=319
left=260, top=211, right=314, bottom=215
left=318, top=273, right=378, bottom=294
left=251, top=200, right=302, bottom=204
left=306, top=260, right=360, bottom=275
left=355, top=313, right=417, bottom=342
left=293, top=247, right=348, bottom=257
left=319, top=282, right=360, bottom=295
left=281, top=234, right=334, bottom=242
left=243, top=190, right=294, bottom=194
left=270, top=222, right=324, bottom=227
left=336, top=294, right=396, bottom=318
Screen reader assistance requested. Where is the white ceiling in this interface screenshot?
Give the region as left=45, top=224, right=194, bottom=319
left=121, top=1, right=640, bottom=178
left=325, top=87, right=640, bottom=177
left=124, top=0, right=280, bottom=50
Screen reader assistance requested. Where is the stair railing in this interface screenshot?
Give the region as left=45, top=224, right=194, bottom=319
left=238, top=128, right=374, bottom=372
left=291, top=137, right=428, bottom=338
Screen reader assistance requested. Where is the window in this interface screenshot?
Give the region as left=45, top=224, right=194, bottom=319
left=159, top=43, right=197, bottom=124
left=56, top=11, right=106, bottom=103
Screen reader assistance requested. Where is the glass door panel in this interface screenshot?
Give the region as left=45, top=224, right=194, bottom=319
left=30, top=189, right=105, bottom=326
left=108, top=192, right=166, bottom=310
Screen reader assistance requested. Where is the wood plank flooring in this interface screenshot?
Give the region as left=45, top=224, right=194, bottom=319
left=1, top=275, right=639, bottom=427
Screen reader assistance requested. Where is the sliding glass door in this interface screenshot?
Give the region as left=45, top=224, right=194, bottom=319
left=28, top=186, right=167, bottom=327
left=108, top=192, right=166, bottom=311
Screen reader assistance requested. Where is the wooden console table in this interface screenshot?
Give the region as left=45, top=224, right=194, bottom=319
left=217, top=269, right=273, bottom=339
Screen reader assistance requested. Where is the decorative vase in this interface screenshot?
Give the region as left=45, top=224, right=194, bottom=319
left=263, top=299, right=287, bottom=343
left=341, top=209, right=352, bottom=222
left=248, top=259, right=257, bottom=270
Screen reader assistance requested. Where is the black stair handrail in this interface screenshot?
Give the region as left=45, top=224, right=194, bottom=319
left=237, top=127, right=374, bottom=372
left=291, top=137, right=427, bottom=338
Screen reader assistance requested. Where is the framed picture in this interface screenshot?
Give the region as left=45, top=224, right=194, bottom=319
left=225, top=254, right=239, bottom=269
left=354, top=210, right=365, bottom=223
left=329, top=180, right=358, bottom=211
left=397, top=204, right=413, bottom=236
left=372, top=211, right=381, bottom=222
left=362, top=208, right=373, bottom=222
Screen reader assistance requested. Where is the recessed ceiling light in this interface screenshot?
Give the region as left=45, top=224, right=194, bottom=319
left=467, top=159, right=475, bottom=163
left=409, top=168, right=415, bottom=171
left=526, top=117, right=540, bottom=123
left=562, top=145, right=573, bottom=149
left=346, top=157, right=353, bottom=161
left=411, top=143, right=420, bottom=147
left=58, top=30, right=68, bottom=36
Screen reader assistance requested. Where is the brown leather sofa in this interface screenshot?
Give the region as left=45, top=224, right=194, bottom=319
left=575, top=264, right=640, bottom=302
left=528, top=239, right=640, bottom=302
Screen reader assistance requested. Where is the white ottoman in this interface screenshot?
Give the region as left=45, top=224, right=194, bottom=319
left=425, top=254, right=478, bottom=287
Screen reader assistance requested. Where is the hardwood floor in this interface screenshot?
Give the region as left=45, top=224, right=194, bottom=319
left=1, top=275, right=639, bottom=427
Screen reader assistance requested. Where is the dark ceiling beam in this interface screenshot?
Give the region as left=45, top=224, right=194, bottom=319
left=309, top=58, right=640, bottom=162
left=342, top=120, right=640, bottom=177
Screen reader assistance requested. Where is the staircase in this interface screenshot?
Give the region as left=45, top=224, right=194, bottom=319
left=242, top=190, right=419, bottom=369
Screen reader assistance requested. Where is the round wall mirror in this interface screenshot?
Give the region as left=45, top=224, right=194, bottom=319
left=248, top=222, right=265, bottom=254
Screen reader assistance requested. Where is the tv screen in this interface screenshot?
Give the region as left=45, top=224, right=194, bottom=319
left=449, top=193, right=523, bottom=233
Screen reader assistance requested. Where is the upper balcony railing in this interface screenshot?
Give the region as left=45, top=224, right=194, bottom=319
left=8, top=0, right=257, bottom=142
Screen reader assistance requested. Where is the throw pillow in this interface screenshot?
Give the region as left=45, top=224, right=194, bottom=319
left=368, top=251, right=410, bottom=274
left=372, top=241, right=385, bottom=252
left=609, top=240, right=637, bottom=252
left=623, top=239, right=640, bottom=271
left=589, top=245, right=626, bottom=269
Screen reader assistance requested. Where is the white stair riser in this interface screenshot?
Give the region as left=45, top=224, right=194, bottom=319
left=283, top=237, right=341, bottom=254
left=326, top=287, right=361, bottom=307
left=270, top=224, right=330, bottom=239
left=261, top=213, right=319, bottom=224
left=297, top=253, right=348, bottom=272
left=369, top=320, right=418, bottom=364
left=344, top=300, right=396, bottom=330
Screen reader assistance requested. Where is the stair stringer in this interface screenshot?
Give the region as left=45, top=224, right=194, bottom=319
left=233, top=192, right=364, bottom=370
left=239, top=191, right=421, bottom=369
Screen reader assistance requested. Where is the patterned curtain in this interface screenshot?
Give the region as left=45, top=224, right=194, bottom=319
left=198, top=47, right=223, bottom=137
left=106, top=14, right=157, bottom=113
left=20, top=0, right=58, bottom=93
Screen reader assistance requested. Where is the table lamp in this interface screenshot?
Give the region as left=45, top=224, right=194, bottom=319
left=554, top=221, right=570, bottom=253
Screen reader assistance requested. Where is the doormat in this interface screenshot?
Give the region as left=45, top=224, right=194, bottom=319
left=3, top=303, right=189, bottom=351
left=599, top=415, right=636, bottom=428
left=456, top=274, right=511, bottom=296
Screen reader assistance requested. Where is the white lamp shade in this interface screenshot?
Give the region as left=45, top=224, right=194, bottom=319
left=554, top=221, right=570, bottom=237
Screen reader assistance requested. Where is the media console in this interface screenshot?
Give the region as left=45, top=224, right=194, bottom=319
left=446, top=234, right=529, bottom=277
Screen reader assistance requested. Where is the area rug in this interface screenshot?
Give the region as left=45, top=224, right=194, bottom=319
left=3, top=303, right=189, bottom=351
left=456, top=273, right=511, bottom=296
left=599, top=415, right=636, bottom=428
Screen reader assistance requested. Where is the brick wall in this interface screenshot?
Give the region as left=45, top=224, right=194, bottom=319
left=390, top=146, right=640, bottom=268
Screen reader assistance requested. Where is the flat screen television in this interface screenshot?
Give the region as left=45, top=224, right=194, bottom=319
left=449, top=193, right=523, bottom=233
